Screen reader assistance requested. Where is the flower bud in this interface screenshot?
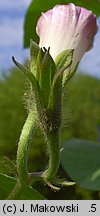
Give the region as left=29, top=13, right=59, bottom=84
left=36, top=3, right=98, bottom=72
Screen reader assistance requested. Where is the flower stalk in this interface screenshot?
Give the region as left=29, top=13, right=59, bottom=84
left=17, top=107, right=37, bottom=186
left=42, top=129, right=60, bottom=180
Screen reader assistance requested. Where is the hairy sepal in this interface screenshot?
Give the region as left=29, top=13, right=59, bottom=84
left=12, top=57, right=39, bottom=99
left=30, top=39, right=40, bottom=78
left=37, top=48, right=56, bottom=108
left=55, top=49, right=74, bottom=87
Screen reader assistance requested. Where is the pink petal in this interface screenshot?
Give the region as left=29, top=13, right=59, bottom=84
left=36, top=3, right=98, bottom=72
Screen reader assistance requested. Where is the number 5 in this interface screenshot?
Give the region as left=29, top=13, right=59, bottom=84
left=91, top=204, right=96, bottom=212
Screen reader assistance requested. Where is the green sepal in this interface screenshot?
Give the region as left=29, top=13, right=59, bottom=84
left=65, top=62, right=79, bottom=84
left=55, top=49, right=74, bottom=87
left=36, top=48, right=44, bottom=83
left=12, top=57, right=39, bottom=94
left=41, top=48, right=56, bottom=87
left=37, top=48, right=56, bottom=108
left=48, top=69, right=63, bottom=121
left=47, top=57, right=75, bottom=124
left=47, top=56, right=75, bottom=125
left=30, top=39, right=40, bottom=77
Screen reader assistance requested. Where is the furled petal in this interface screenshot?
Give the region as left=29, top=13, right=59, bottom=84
left=36, top=3, right=98, bottom=72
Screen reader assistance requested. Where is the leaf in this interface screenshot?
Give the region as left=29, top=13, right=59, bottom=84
left=0, top=173, right=45, bottom=200
left=24, top=0, right=100, bottom=48
left=61, top=139, right=100, bottom=191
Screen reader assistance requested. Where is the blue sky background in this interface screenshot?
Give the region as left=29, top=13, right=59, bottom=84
left=0, top=0, right=100, bottom=78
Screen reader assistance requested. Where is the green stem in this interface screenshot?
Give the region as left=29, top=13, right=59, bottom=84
left=42, top=130, right=60, bottom=180
left=17, top=107, right=36, bottom=186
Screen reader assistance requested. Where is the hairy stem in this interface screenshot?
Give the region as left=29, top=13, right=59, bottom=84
left=42, top=130, right=60, bottom=180
left=17, top=107, right=36, bottom=186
